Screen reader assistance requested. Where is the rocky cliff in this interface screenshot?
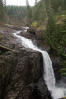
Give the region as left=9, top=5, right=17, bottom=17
left=0, top=26, right=52, bottom=99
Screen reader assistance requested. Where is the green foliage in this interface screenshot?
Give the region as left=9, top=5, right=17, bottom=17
left=61, top=73, right=66, bottom=77
left=30, top=0, right=66, bottom=24
left=0, top=0, right=5, bottom=23
left=51, top=0, right=64, bottom=12
left=44, top=0, right=66, bottom=77
left=46, top=10, right=59, bottom=50
left=46, top=15, right=66, bottom=76
left=31, top=21, right=39, bottom=27
left=47, top=17, right=66, bottom=76
left=32, top=0, right=47, bottom=23
left=27, top=6, right=32, bottom=24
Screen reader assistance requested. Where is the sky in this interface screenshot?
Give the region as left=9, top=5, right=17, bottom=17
left=6, top=0, right=39, bottom=6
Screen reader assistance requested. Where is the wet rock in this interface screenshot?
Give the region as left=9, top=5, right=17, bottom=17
left=27, top=28, right=36, bottom=35
left=51, top=56, right=61, bottom=82
left=0, top=48, right=52, bottom=99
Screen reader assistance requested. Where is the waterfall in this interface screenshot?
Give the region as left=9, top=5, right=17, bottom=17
left=13, top=31, right=65, bottom=99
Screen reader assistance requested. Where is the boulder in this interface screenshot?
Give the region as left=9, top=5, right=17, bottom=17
left=0, top=48, right=52, bottom=99
left=27, top=28, right=36, bottom=35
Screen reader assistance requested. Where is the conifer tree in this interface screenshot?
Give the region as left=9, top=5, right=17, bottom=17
left=0, top=0, right=5, bottom=22
left=26, top=0, right=32, bottom=25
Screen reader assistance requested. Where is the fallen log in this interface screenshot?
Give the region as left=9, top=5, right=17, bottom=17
left=0, top=44, right=16, bottom=53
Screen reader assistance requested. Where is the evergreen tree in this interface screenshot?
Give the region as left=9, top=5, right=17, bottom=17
left=26, top=0, right=32, bottom=25
left=0, top=0, right=5, bottom=22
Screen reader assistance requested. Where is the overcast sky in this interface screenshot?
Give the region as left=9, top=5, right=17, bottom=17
left=6, top=0, right=39, bottom=6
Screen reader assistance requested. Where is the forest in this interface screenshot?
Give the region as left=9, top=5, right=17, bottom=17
left=27, top=0, right=66, bottom=77
left=0, top=0, right=66, bottom=99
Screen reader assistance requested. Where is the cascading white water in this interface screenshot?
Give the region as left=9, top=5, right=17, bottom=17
left=13, top=31, right=65, bottom=99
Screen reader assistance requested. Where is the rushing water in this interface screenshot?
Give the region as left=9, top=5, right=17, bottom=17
left=13, top=31, right=65, bottom=99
